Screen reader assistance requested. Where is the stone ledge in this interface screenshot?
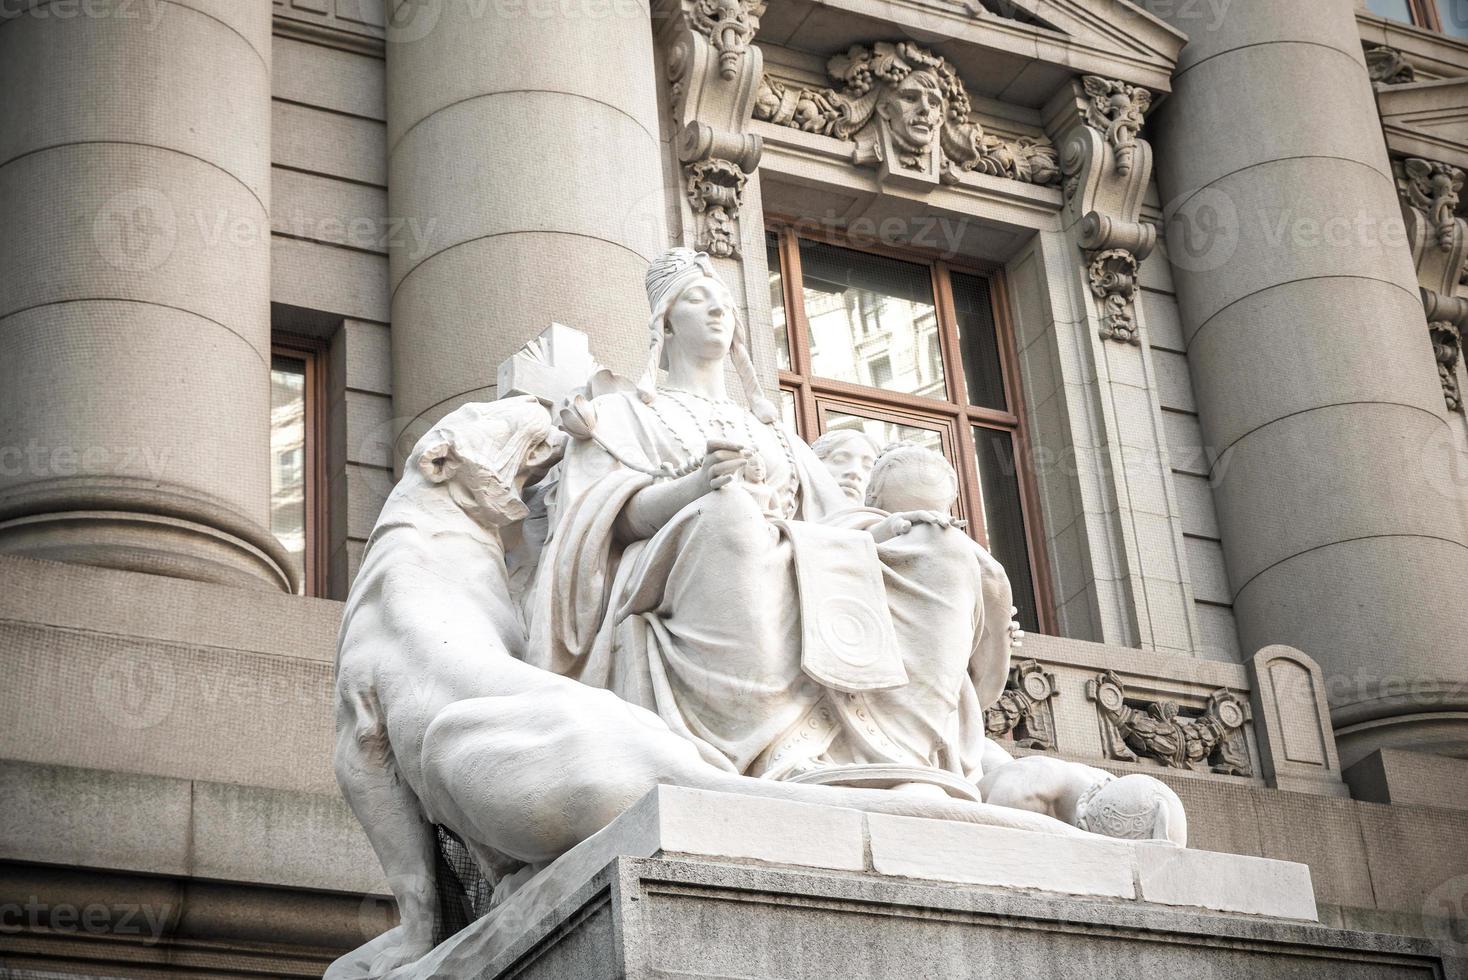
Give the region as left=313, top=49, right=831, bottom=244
left=0, top=759, right=384, bottom=896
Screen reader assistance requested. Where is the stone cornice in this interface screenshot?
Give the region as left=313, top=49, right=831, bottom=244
left=755, top=0, right=1180, bottom=101
left=1358, top=11, right=1468, bottom=82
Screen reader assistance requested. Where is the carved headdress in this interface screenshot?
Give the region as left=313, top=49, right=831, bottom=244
left=640, top=247, right=777, bottom=423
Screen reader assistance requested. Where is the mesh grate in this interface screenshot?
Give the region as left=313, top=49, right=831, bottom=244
left=433, top=825, right=493, bottom=945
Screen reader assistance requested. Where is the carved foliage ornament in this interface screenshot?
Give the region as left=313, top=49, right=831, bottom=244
left=753, top=42, right=1061, bottom=189
left=1062, top=76, right=1157, bottom=346
left=1086, top=670, right=1252, bottom=777
left=1397, top=158, right=1468, bottom=413
left=1087, top=248, right=1141, bottom=345
left=665, top=0, right=768, bottom=257
left=1080, top=76, right=1151, bottom=178
left=685, top=0, right=765, bottom=80
left=1403, top=158, right=1465, bottom=252
left=1432, top=321, right=1464, bottom=413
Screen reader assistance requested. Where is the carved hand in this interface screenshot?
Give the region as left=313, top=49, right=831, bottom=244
left=870, top=510, right=954, bottom=542
left=701, top=438, right=753, bottom=491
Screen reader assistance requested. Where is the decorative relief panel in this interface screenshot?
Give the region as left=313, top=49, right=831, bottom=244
left=752, top=42, right=1061, bottom=191
left=983, top=659, right=1059, bottom=751
left=1086, top=670, right=1252, bottom=777
left=1397, top=157, right=1468, bottom=413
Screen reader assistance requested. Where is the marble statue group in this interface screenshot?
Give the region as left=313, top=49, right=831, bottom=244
left=330, top=249, right=1187, bottom=977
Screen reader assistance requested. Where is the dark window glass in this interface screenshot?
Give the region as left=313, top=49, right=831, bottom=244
left=951, top=271, right=1007, bottom=411
left=797, top=239, right=944, bottom=399
left=974, top=426, right=1037, bottom=631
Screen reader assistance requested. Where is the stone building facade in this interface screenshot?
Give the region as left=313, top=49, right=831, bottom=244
left=1, top=0, right=1467, bottom=974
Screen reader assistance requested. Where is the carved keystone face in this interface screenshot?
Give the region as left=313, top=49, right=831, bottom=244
left=877, top=71, right=944, bottom=153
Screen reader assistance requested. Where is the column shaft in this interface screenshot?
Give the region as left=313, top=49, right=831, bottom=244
left=1144, top=0, right=1468, bottom=764
left=0, top=0, right=291, bottom=591
left=385, top=0, right=668, bottom=445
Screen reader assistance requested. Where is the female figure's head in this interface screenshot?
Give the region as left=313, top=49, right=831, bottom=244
left=640, top=248, right=777, bottom=423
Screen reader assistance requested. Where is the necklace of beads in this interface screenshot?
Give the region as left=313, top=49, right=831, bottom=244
left=648, top=387, right=801, bottom=513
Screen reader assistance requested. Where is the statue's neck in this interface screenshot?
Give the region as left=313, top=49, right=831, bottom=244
left=663, top=353, right=728, bottom=402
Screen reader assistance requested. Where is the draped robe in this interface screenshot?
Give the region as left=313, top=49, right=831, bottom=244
left=526, top=390, right=1013, bottom=783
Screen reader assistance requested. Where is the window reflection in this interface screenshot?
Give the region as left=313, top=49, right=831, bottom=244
left=823, top=407, right=946, bottom=465
left=798, top=239, right=944, bottom=399
left=767, top=231, right=791, bottom=370
left=1366, top=0, right=1413, bottom=20
left=271, top=354, right=307, bottom=595
left=1436, top=0, right=1468, bottom=37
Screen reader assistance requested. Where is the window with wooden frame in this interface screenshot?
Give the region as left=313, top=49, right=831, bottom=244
left=270, top=340, right=328, bottom=597
left=1367, top=0, right=1468, bottom=39
left=766, top=223, right=1053, bottom=633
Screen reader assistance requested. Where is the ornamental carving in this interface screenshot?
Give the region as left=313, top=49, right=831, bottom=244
left=1080, top=76, right=1151, bottom=178
left=684, top=0, right=765, bottom=80
left=1399, top=157, right=1468, bottom=413
left=1402, top=158, right=1464, bottom=252
left=752, top=42, right=1061, bottom=190
left=1086, top=670, right=1252, bottom=777
left=665, top=0, right=767, bottom=257
left=1056, top=77, right=1156, bottom=346
left=983, top=659, right=1059, bottom=751
left=1365, top=43, right=1416, bottom=85
left=1087, top=248, right=1141, bottom=345
left=1431, top=320, right=1464, bottom=412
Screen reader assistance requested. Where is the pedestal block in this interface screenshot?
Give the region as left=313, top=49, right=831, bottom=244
left=331, top=787, right=1457, bottom=979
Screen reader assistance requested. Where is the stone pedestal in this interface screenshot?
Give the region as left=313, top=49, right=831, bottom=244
left=355, top=787, right=1454, bottom=979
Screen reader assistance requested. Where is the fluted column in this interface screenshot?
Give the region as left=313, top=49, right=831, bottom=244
left=0, top=0, right=292, bottom=591
left=1143, top=0, right=1468, bottom=764
left=385, top=0, right=668, bottom=446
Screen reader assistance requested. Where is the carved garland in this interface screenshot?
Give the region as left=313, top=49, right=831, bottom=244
left=752, top=42, right=1061, bottom=190
left=1086, top=670, right=1252, bottom=776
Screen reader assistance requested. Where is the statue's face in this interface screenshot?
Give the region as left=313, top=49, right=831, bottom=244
left=818, top=434, right=879, bottom=501
left=878, top=72, right=943, bottom=150
left=665, top=275, right=737, bottom=365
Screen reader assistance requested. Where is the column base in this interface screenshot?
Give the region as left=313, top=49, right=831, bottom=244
left=0, top=480, right=295, bottom=593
